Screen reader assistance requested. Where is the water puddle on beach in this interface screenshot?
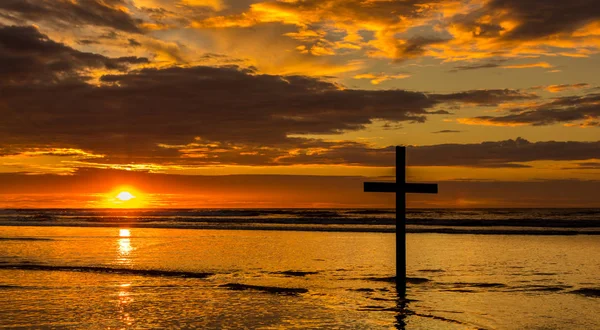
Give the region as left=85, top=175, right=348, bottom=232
left=1, top=227, right=599, bottom=329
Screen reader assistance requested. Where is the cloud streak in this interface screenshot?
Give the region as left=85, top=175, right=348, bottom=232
left=459, top=93, right=600, bottom=127
left=0, top=0, right=144, bottom=33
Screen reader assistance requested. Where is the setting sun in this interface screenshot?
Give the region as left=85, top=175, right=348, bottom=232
left=116, top=191, right=135, bottom=201
left=102, top=187, right=145, bottom=208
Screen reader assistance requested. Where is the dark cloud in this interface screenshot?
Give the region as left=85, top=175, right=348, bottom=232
left=432, top=130, right=462, bottom=134
left=450, top=60, right=507, bottom=72
left=266, top=138, right=600, bottom=168
left=491, top=0, right=600, bottom=40
left=128, top=38, right=142, bottom=47
left=464, top=93, right=600, bottom=126
left=2, top=26, right=587, bottom=167
left=1, top=64, right=436, bottom=160
left=394, top=37, right=449, bottom=60
left=0, top=61, right=543, bottom=163
left=406, top=138, right=600, bottom=167
left=0, top=25, right=148, bottom=85
left=100, top=31, right=120, bottom=39
left=426, top=110, right=452, bottom=115
left=77, top=39, right=101, bottom=45
left=562, top=162, right=600, bottom=170
left=433, top=89, right=538, bottom=106
left=452, top=0, right=600, bottom=42
left=0, top=0, right=143, bottom=33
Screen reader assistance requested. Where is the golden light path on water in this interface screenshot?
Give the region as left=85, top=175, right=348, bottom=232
left=118, top=228, right=133, bottom=265
left=117, top=282, right=134, bottom=327
left=117, top=228, right=135, bottom=325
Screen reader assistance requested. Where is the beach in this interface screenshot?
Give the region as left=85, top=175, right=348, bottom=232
left=1, top=213, right=599, bottom=329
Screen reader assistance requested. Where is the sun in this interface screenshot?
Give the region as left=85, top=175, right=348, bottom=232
left=104, top=186, right=144, bottom=208
left=116, top=191, right=135, bottom=201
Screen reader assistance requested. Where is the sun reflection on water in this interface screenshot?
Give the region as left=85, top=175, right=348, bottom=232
left=117, top=229, right=134, bottom=265
left=117, top=283, right=134, bottom=326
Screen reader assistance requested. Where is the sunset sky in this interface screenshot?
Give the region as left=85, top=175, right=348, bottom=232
left=0, top=0, right=599, bottom=208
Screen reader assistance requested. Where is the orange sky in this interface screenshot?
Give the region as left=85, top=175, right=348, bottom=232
left=0, top=0, right=599, bottom=208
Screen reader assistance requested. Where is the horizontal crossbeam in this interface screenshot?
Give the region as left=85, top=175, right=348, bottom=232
left=364, top=182, right=438, bottom=194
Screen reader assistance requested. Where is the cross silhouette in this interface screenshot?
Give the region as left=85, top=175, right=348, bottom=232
left=364, top=146, right=438, bottom=296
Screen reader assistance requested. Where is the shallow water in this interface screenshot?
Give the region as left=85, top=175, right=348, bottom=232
left=1, top=226, right=599, bottom=329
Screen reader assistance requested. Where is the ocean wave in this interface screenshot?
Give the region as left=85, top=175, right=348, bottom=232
left=406, top=219, right=600, bottom=228
left=569, top=288, right=600, bottom=298
left=0, top=264, right=214, bottom=279
left=508, top=285, right=572, bottom=292
left=0, top=284, right=25, bottom=290
left=1, top=208, right=599, bottom=235
left=219, top=283, right=308, bottom=295
left=0, top=237, right=54, bottom=241
left=450, top=282, right=506, bottom=288
left=271, top=270, right=319, bottom=277
left=1, top=221, right=599, bottom=234
left=365, top=276, right=430, bottom=284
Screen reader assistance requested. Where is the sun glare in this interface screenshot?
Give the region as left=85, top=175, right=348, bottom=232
left=117, top=191, right=135, bottom=201
left=104, top=186, right=144, bottom=208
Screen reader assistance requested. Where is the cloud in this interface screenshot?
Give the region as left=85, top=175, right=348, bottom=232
left=562, top=161, right=600, bottom=170
left=1, top=63, right=438, bottom=162
left=433, top=89, right=538, bottom=106
left=424, top=0, right=600, bottom=62
left=391, top=36, right=450, bottom=61
left=0, top=0, right=143, bottom=33
left=0, top=25, right=148, bottom=85
left=128, top=38, right=142, bottom=47
left=432, top=130, right=462, bottom=134
left=448, top=0, right=600, bottom=43
left=486, top=0, right=600, bottom=41
left=501, top=62, right=553, bottom=69
left=459, top=93, right=600, bottom=126
left=186, top=0, right=600, bottom=66
left=150, top=137, right=600, bottom=168
left=353, top=73, right=410, bottom=85
left=2, top=27, right=595, bottom=169
left=450, top=60, right=505, bottom=72
left=267, top=138, right=600, bottom=168
left=545, top=83, right=590, bottom=93
left=406, top=138, right=600, bottom=167
left=192, top=0, right=460, bottom=61
left=450, top=60, right=556, bottom=72
left=181, top=0, right=226, bottom=11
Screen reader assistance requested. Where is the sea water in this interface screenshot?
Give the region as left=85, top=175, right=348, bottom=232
left=1, top=209, right=599, bottom=329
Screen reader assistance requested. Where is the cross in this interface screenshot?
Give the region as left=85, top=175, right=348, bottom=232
left=364, top=146, right=438, bottom=297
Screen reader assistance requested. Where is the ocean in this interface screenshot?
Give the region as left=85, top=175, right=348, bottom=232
left=1, top=208, right=599, bottom=329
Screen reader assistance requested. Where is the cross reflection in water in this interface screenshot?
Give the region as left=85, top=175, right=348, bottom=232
left=395, top=296, right=409, bottom=330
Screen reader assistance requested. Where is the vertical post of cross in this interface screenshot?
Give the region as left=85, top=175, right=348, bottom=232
left=364, top=146, right=438, bottom=298
left=396, top=146, right=407, bottom=295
